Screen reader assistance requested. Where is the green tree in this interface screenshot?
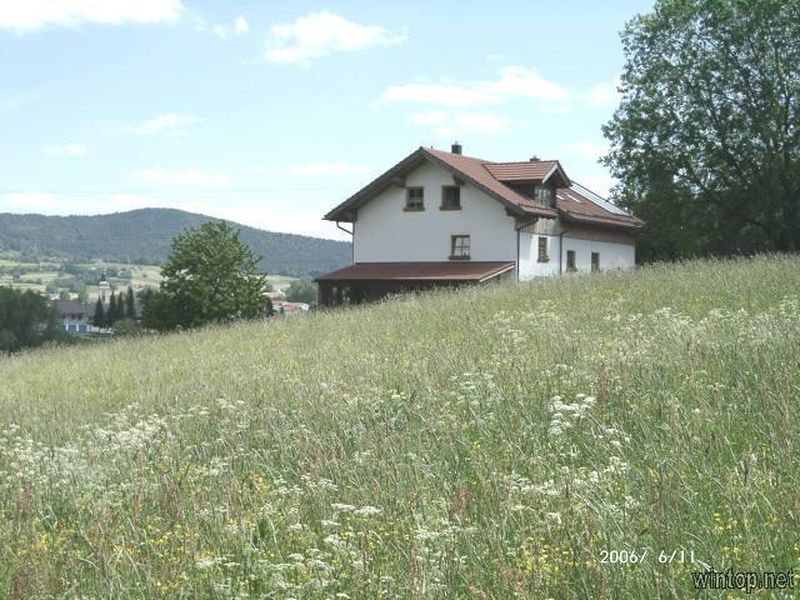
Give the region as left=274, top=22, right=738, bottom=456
left=112, top=317, right=138, bottom=336
left=115, top=293, right=126, bottom=323
left=144, top=222, right=268, bottom=331
left=93, top=298, right=106, bottom=328
left=0, top=287, right=59, bottom=352
left=284, top=279, right=317, bottom=304
left=108, top=292, right=118, bottom=324
left=126, top=286, right=136, bottom=319
left=603, top=0, right=800, bottom=261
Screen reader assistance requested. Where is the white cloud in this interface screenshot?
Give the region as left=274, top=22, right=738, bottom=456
left=197, top=14, right=250, bottom=39
left=578, top=175, right=616, bottom=199
left=135, top=168, right=231, bottom=186
left=565, top=141, right=610, bottom=162
left=250, top=162, right=372, bottom=178
left=0, top=191, right=66, bottom=212
left=44, top=143, right=89, bottom=156
left=0, top=0, right=184, bottom=32
left=409, top=110, right=509, bottom=137
left=265, top=11, right=406, bottom=66
left=409, top=110, right=449, bottom=127
left=126, top=113, right=201, bottom=137
left=381, top=66, right=570, bottom=108
left=234, top=16, right=249, bottom=35
left=584, top=77, right=621, bottom=108
left=0, top=90, right=42, bottom=112
left=286, top=162, right=371, bottom=178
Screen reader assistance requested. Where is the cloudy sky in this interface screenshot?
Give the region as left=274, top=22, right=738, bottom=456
left=0, top=0, right=653, bottom=240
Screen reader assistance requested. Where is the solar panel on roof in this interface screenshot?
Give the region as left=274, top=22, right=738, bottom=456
left=570, top=182, right=632, bottom=217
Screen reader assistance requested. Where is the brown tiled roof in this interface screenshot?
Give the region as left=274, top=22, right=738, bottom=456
left=54, top=299, right=94, bottom=318
left=483, top=160, right=567, bottom=184
left=315, top=261, right=516, bottom=282
left=556, top=184, right=643, bottom=229
left=323, top=146, right=641, bottom=230
left=423, top=149, right=559, bottom=217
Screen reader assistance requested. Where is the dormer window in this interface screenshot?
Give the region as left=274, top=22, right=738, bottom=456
left=441, top=186, right=461, bottom=210
left=405, top=187, right=424, bottom=211
left=541, top=183, right=555, bottom=207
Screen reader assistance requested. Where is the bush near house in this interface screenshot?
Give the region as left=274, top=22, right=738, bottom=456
left=284, top=279, right=317, bottom=304
left=0, top=255, right=798, bottom=598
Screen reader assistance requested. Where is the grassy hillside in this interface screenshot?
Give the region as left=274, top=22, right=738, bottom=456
left=1, top=256, right=798, bottom=598
left=0, top=208, right=351, bottom=278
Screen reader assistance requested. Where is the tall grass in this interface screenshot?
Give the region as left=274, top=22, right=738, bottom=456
left=1, top=255, right=798, bottom=598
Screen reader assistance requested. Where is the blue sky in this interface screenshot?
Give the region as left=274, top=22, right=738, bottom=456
left=0, top=0, right=654, bottom=240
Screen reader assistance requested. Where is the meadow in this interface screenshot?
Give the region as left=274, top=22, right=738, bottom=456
left=0, top=254, right=298, bottom=301
left=0, top=255, right=798, bottom=598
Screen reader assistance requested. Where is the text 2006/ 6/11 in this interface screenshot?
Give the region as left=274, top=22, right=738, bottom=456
left=599, top=549, right=696, bottom=565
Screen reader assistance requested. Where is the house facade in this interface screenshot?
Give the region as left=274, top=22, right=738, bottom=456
left=54, top=299, right=98, bottom=335
left=316, top=144, right=643, bottom=306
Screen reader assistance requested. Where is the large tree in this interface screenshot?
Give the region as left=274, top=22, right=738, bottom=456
left=143, top=221, right=268, bottom=331
left=0, top=287, right=59, bottom=352
left=603, top=0, right=800, bottom=261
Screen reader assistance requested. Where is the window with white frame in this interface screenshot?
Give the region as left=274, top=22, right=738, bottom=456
left=450, top=235, right=470, bottom=259
left=405, top=187, right=424, bottom=210
left=441, top=186, right=461, bottom=210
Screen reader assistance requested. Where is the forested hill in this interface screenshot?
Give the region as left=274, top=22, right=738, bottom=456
left=0, top=208, right=351, bottom=278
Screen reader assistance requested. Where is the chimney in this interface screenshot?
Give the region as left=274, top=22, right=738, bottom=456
left=529, top=155, right=540, bottom=162
left=451, top=142, right=462, bottom=155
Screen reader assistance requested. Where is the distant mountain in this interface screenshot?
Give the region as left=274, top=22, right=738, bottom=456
left=0, top=208, right=352, bottom=279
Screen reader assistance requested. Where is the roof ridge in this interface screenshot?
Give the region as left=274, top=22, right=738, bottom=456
left=491, top=159, right=558, bottom=165
left=423, top=146, right=493, bottom=164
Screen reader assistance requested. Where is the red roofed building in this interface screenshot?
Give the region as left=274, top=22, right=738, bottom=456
left=316, top=144, right=643, bottom=306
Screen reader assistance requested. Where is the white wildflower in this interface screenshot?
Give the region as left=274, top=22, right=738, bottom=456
left=545, top=512, right=562, bottom=526
left=354, top=505, right=381, bottom=517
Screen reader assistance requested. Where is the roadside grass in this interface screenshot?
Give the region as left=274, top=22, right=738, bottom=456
left=0, top=254, right=798, bottom=598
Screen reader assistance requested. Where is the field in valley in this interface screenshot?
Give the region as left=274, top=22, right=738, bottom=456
left=0, top=255, right=298, bottom=301
left=0, top=255, right=798, bottom=598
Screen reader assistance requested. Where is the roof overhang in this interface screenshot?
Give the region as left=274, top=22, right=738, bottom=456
left=559, top=212, right=644, bottom=230
left=315, top=261, right=516, bottom=283
left=323, top=148, right=428, bottom=222
left=323, top=148, right=559, bottom=223
left=541, top=162, right=571, bottom=188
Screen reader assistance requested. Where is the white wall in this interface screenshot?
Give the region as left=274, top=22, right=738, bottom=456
left=353, top=161, right=517, bottom=263
left=561, top=236, right=635, bottom=273
left=518, top=232, right=560, bottom=279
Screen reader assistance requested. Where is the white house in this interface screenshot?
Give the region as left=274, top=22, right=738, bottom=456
left=316, top=144, right=643, bottom=306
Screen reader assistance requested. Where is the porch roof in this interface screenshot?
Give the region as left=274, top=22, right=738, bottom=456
left=315, top=261, right=516, bottom=283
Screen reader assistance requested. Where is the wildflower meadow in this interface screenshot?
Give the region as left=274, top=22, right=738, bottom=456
left=1, top=255, right=798, bottom=598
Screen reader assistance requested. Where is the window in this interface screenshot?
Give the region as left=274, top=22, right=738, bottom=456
left=541, top=184, right=555, bottom=207
left=405, top=187, right=424, bottom=211
left=537, top=236, right=549, bottom=262
left=450, top=235, right=470, bottom=260
left=566, top=250, right=576, bottom=272
left=591, top=252, right=600, bottom=273
left=441, top=186, right=461, bottom=210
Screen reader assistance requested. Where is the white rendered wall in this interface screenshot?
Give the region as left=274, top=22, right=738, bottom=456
left=518, top=233, right=560, bottom=279
left=353, top=161, right=517, bottom=263
left=561, top=236, right=635, bottom=272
